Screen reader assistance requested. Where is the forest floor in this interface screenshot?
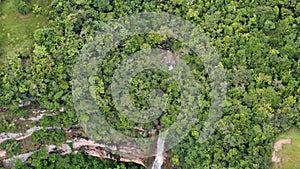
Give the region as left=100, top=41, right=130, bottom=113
left=272, top=127, right=300, bottom=169
left=0, top=0, right=49, bottom=66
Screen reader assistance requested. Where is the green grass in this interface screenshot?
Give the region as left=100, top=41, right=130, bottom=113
left=0, top=0, right=49, bottom=65
left=272, top=128, right=300, bottom=169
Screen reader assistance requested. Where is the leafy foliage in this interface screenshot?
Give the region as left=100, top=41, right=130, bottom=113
left=17, top=0, right=31, bottom=15
left=0, top=0, right=299, bottom=168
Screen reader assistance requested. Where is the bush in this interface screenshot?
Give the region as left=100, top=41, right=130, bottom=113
left=17, top=0, right=31, bottom=15
left=0, top=49, right=4, bottom=56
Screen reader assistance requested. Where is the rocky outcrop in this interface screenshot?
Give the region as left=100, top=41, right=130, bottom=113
left=0, top=126, right=61, bottom=144
left=71, top=139, right=146, bottom=167
left=1, top=138, right=146, bottom=168
left=0, top=150, right=6, bottom=158
left=0, top=126, right=150, bottom=168
left=2, top=151, right=36, bottom=168
left=0, top=107, right=162, bottom=168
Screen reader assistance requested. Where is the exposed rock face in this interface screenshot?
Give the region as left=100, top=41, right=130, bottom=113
left=159, top=49, right=177, bottom=71
left=272, top=138, right=292, bottom=163
left=0, top=131, right=150, bottom=168
left=72, top=139, right=146, bottom=167
left=0, top=150, right=6, bottom=158
left=0, top=108, right=8, bottom=112
left=58, top=144, right=72, bottom=155
left=2, top=151, right=36, bottom=168
left=1, top=139, right=146, bottom=168
left=0, top=108, right=164, bottom=169
left=0, top=133, right=22, bottom=144
left=0, top=126, right=59, bottom=144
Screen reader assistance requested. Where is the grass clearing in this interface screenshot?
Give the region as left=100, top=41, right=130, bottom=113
left=272, top=127, right=300, bottom=169
left=0, top=0, right=50, bottom=65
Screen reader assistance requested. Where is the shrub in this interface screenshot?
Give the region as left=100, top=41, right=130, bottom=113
left=17, top=0, right=31, bottom=15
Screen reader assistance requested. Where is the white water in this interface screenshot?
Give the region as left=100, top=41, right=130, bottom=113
left=151, top=131, right=167, bottom=169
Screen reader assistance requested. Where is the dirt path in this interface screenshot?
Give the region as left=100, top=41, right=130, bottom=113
left=272, top=138, right=292, bottom=163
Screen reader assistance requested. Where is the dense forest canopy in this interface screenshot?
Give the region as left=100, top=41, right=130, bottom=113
left=0, top=0, right=299, bottom=168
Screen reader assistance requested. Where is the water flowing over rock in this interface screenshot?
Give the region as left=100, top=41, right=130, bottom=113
left=151, top=131, right=168, bottom=169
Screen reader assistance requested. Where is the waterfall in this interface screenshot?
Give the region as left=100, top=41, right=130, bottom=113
left=151, top=131, right=167, bottom=169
